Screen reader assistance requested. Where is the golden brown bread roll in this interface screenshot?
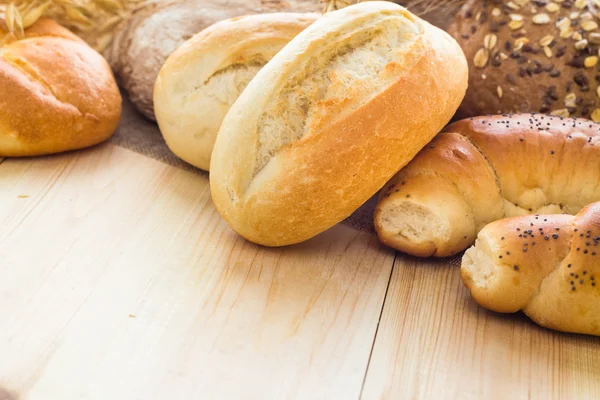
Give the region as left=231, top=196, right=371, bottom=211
left=375, top=114, right=600, bottom=257
left=462, top=202, right=600, bottom=336
left=0, top=18, right=121, bottom=157
left=448, top=0, right=600, bottom=121
left=154, top=13, right=318, bottom=171
left=210, top=1, right=468, bottom=247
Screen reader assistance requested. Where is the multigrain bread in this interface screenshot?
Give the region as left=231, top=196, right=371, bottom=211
left=154, top=13, right=318, bottom=171
left=0, top=18, right=121, bottom=157
left=104, top=0, right=323, bottom=120
left=462, top=202, right=600, bottom=336
left=375, top=114, right=600, bottom=257
left=210, top=1, right=468, bottom=247
left=448, top=0, right=600, bottom=121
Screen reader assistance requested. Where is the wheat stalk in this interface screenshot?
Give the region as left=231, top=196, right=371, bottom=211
left=0, top=0, right=147, bottom=51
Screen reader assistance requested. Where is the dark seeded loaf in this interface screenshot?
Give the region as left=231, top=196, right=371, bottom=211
left=448, top=0, right=600, bottom=121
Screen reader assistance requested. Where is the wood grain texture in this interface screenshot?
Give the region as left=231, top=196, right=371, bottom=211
left=361, top=256, right=600, bottom=400
left=0, top=144, right=395, bottom=400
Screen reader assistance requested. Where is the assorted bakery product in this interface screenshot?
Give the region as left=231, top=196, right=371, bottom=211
left=210, top=1, right=468, bottom=247
left=1, top=0, right=598, bottom=338
left=448, top=0, right=600, bottom=121
left=374, top=114, right=600, bottom=257
left=462, top=202, right=600, bottom=336
left=0, top=18, right=121, bottom=157
left=154, top=13, right=318, bottom=171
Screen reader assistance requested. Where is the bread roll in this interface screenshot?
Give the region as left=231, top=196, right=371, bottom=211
left=462, top=202, right=600, bottom=336
left=154, top=13, right=318, bottom=171
left=448, top=0, right=600, bottom=121
left=375, top=114, right=600, bottom=257
left=0, top=18, right=121, bottom=157
left=104, top=0, right=322, bottom=121
left=209, top=1, right=468, bottom=247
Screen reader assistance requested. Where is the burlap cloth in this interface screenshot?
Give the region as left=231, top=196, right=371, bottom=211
left=111, top=95, right=462, bottom=266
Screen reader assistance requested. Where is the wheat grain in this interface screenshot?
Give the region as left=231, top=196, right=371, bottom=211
left=4, top=3, right=16, bottom=33
left=22, top=2, right=52, bottom=28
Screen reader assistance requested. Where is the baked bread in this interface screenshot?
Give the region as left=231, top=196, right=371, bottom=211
left=448, top=0, right=600, bottom=121
left=209, top=1, right=468, bottom=247
left=0, top=18, right=121, bottom=157
left=104, top=0, right=322, bottom=121
left=154, top=13, right=318, bottom=171
left=374, top=113, right=600, bottom=257
left=462, top=202, right=600, bottom=336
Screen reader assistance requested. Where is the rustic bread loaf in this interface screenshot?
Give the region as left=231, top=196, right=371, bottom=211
left=0, top=18, right=121, bottom=157
left=462, top=202, right=600, bottom=336
left=448, top=0, right=600, bottom=121
left=375, top=114, right=600, bottom=257
left=154, top=13, right=318, bottom=171
left=104, top=0, right=322, bottom=121
left=209, top=1, right=468, bottom=247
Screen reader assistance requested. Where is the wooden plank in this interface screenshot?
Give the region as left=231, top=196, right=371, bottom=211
left=0, top=144, right=395, bottom=400
left=361, top=256, right=600, bottom=400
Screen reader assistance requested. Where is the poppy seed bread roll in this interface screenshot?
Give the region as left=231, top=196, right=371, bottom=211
left=209, top=2, right=468, bottom=246
left=375, top=114, right=600, bottom=258
left=154, top=13, right=319, bottom=171
left=461, top=202, right=600, bottom=336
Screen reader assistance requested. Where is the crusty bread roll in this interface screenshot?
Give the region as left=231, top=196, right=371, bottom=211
left=448, top=0, right=600, bottom=121
left=209, top=1, right=468, bottom=247
left=154, top=13, right=318, bottom=171
left=105, top=0, right=322, bottom=121
left=0, top=18, right=121, bottom=157
left=374, top=114, right=600, bottom=257
left=462, top=202, right=600, bottom=336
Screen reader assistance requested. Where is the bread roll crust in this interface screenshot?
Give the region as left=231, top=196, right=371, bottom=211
left=154, top=13, right=319, bottom=171
left=210, top=2, right=468, bottom=246
left=375, top=114, right=600, bottom=257
left=0, top=18, right=121, bottom=157
left=462, top=203, right=600, bottom=336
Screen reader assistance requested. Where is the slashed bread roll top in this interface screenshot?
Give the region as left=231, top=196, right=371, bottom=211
left=154, top=13, right=319, bottom=171
left=210, top=2, right=468, bottom=246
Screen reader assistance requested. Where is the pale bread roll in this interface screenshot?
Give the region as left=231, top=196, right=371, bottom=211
left=462, top=202, right=600, bottom=336
left=154, top=13, right=319, bottom=171
left=209, top=2, right=468, bottom=246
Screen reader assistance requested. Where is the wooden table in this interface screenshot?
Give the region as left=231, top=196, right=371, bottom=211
left=1, top=144, right=599, bottom=400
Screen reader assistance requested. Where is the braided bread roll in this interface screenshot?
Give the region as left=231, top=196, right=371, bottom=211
left=462, top=202, right=600, bottom=336
left=374, top=114, right=600, bottom=257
